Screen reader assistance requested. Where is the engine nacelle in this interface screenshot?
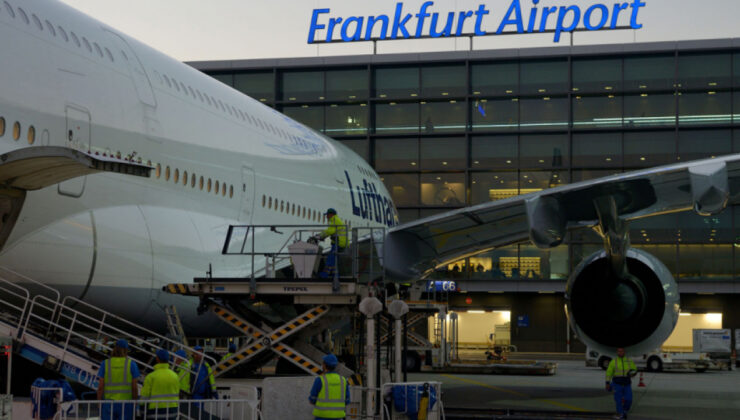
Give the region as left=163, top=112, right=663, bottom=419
left=565, top=248, right=680, bottom=357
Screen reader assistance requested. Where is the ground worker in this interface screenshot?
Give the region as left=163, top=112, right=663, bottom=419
left=309, top=354, right=350, bottom=420
left=318, top=208, right=347, bottom=279
left=141, top=349, right=180, bottom=419
left=173, top=349, right=191, bottom=397
left=96, top=339, right=140, bottom=420
left=220, top=343, right=237, bottom=362
left=605, top=347, right=637, bottom=419
left=190, top=346, right=216, bottom=399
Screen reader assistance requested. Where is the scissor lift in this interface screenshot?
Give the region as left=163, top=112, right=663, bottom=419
left=164, top=224, right=387, bottom=379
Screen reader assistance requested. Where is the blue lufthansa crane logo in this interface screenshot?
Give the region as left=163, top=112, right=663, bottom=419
left=308, top=0, right=646, bottom=44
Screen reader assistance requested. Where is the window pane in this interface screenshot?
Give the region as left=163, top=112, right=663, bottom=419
left=678, top=91, right=731, bottom=126
left=325, top=104, right=367, bottom=136
left=572, top=58, right=622, bottom=93
left=471, top=61, right=518, bottom=96
left=420, top=137, right=466, bottom=170
left=471, top=98, right=518, bottom=131
left=572, top=132, right=622, bottom=167
left=340, top=139, right=369, bottom=162
left=473, top=246, right=518, bottom=279
left=471, top=172, right=518, bottom=203
left=381, top=173, right=419, bottom=206
left=678, top=244, right=733, bottom=281
left=375, top=138, right=419, bottom=171
left=520, top=59, right=568, bottom=95
left=471, top=136, right=517, bottom=169
left=678, top=129, right=731, bottom=161
left=519, top=244, right=568, bottom=280
left=420, top=173, right=465, bottom=206
left=210, top=73, right=233, bottom=87
left=634, top=244, right=678, bottom=277
left=571, top=169, right=622, bottom=183
left=519, top=134, right=569, bottom=168
left=630, top=213, right=678, bottom=244
left=624, top=94, right=676, bottom=127
left=519, top=170, right=568, bottom=193
left=734, top=53, right=740, bottom=87
left=624, top=55, right=675, bottom=91
left=397, top=209, right=419, bottom=223
left=678, top=53, right=731, bottom=90
left=623, top=131, right=675, bottom=167
left=234, top=71, right=274, bottom=103
left=282, top=105, right=324, bottom=132
left=678, top=211, right=732, bottom=243
left=375, top=102, right=419, bottom=134
left=421, top=65, right=466, bottom=97
left=572, top=95, right=622, bottom=129
left=326, top=69, right=368, bottom=101
left=282, top=70, right=324, bottom=101
left=420, top=101, right=466, bottom=133
left=375, top=67, right=419, bottom=98
left=520, top=97, right=568, bottom=130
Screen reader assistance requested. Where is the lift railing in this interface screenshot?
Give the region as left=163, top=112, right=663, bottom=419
left=222, top=225, right=386, bottom=291
left=0, top=266, right=217, bottom=390
left=56, top=398, right=261, bottom=420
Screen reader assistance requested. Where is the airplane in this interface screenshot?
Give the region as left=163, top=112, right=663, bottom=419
left=0, top=0, right=738, bottom=358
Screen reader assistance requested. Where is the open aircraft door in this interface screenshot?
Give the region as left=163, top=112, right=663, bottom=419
left=239, top=166, right=256, bottom=224
left=58, top=106, right=91, bottom=197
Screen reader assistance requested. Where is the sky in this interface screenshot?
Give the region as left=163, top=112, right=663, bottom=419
left=57, top=0, right=740, bottom=62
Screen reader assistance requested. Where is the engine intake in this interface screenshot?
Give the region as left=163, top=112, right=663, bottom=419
left=565, top=248, right=680, bottom=356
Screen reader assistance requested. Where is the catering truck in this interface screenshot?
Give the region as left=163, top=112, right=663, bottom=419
left=587, top=347, right=714, bottom=372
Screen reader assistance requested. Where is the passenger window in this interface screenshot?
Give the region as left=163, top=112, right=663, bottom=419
left=207, top=178, right=212, bottom=192
left=12, top=122, right=20, bottom=141
left=268, top=197, right=272, bottom=208
left=191, top=173, right=196, bottom=188
left=262, top=195, right=266, bottom=207
left=57, top=26, right=68, bottom=42
left=16, top=7, right=29, bottom=25
left=70, top=32, right=80, bottom=47
left=3, top=2, right=15, bottom=18
left=222, top=183, right=226, bottom=196
left=280, top=201, right=284, bottom=212
left=155, top=163, right=161, bottom=179
left=44, top=20, right=55, bottom=36
left=0, top=117, right=5, bottom=136
left=93, top=42, right=103, bottom=57
left=105, top=48, right=114, bottom=62
left=82, top=37, right=92, bottom=53
left=163, top=75, right=172, bottom=88
left=199, top=176, right=204, bottom=190
left=182, top=171, right=188, bottom=186
left=174, top=168, right=179, bottom=183
left=214, top=180, right=220, bottom=195
left=229, top=185, right=234, bottom=198
left=31, top=14, right=42, bottom=30
left=27, top=125, right=34, bottom=144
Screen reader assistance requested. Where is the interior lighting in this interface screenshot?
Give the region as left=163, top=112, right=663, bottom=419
left=410, top=162, right=417, bottom=166
left=608, top=95, right=615, bottom=99
left=450, top=100, right=457, bottom=104
left=360, top=103, right=366, bottom=107
left=410, top=93, right=418, bottom=97
left=442, top=161, right=448, bottom=165
left=473, top=91, right=481, bottom=95
left=441, top=92, right=449, bottom=96
left=467, top=310, right=485, bottom=314
left=301, top=105, right=309, bottom=108
left=259, top=98, right=267, bottom=102
left=506, top=160, right=512, bottom=164
left=538, top=89, right=546, bottom=93
left=379, top=94, right=387, bottom=98
left=553, top=174, right=558, bottom=178
left=708, top=82, right=718, bottom=86
left=708, top=91, right=716, bottom=95
left=575, top=96, right=582, bottom=100
left=640, top=93, right=648, bottom=97
left=606, top=157, right=612, bottom=162
left=539, top=159, right=545, bottom=163
left=319, top=96, right=325, bottom=100
left=474, top=160, right=480, bottom=165
left=639, top=85, right=647, bottom=89
left=506, top=90, right=513, bottom=94
left=349, top=95, right=356, bottom=99
left=604, top=86, right=613, bottom=90
left=289, top=97, right=296, bottom=101
left=705, top=313, right=722, bottom=322
left=640, top=157, right=646, bottom=161
left=389, top=102, right=396, bottom=106
left=543, top=97, right=551, bottom=101
left=572, top=87, right=580, bottom=92
left=436, top=176, right=441, bottom=180
left=679, top=312, right=692, bottom=316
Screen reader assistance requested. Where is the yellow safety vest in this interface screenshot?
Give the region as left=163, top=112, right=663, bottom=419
left=606, top=356, right=637, bottom=382
left=323, top=215, right=348, bottom=248
left=312, top=373, right=347, bottom=419
left=176, top=360, right=191, bottom=394
left=103, top=357, right=134, bottom=400
left=142, top=363, right=180, bottom=410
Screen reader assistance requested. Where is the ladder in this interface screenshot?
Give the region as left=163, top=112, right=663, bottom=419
left=0, top=267, right=214, bottom=390
left=164, top=305, right=188, bottom=347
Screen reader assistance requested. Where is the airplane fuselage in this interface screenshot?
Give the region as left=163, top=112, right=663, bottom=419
left=0, top=0, right=396, bottom=335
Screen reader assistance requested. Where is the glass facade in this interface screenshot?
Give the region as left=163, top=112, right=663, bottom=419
left=205, top=47, right=740, bottom=284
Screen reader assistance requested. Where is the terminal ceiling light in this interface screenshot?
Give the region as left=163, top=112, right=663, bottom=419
left=506, top=160, right=512, bottom=164
left=301, top=105, right=309, bottom=108
left=480, top=99, right=488, bottom=103
left=450, top=100, right=457, bottom=104
left=604, top=86, right=613, bottom=90
left=289, top=97, right=296, bottom=101
left=442, top=92, right=449, bottom=96
left=553, top=174, right=558, bottom=178
left=608, top=95, right=615, bottom=99
left=474, top=160, right=480, bottom=164
left=410, top=162, right=417, bottom=166
left=411, top=93, right=418, bottom=97
left=539, top=159, right=545, bottom=163
left=575, top=96, right=582, bottom=100
left=640, top=157, right=646, bottom=161
left=259, top=98, right=266, bottom=102
left=389, top=102, right=396, bottom=106
left=538, top=89, right=546, bottom=93
left=436, top=176, right=441, bottom=180
left=473, top=91, right=481, bottom=95
left=640, top=93, right=648, bottom=97
left=639, top=85, right=647, bottom=89
left=467, top=310, right=485, bottom=314
left=708, top=82, right=718, bottom=86
left=705, top=313, right=722, bottom=322
left=679, top=312, right=692, bottom=316
left=360, top=103, right=367, bottom=107
left=379, top=94, right=387, bottom=98
left=572, top=87, right=579, bottom=92
left=349, top=95, right=356, bottom=99
left=442, top=161, right=448, bottom=165
left=506, top=90, right=513, bottom=94
left=708, top=91, right=716, bottom=95
left=511, top=98, right=519, bottom=102
left=319, top=96, right=325, bottom=100
left=606, top=157, right=612, bottom=162
left=543, top=97, right=551, bottom=101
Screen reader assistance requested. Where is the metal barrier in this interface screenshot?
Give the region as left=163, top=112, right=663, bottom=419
left=31, top=386, right=63, bottom=420
left=0, top=266, right=217, bottom=390
left=381, top=382, right=444, bottom=420
left=57, top=398, right=260, bottom=420
left=0, top=394, right=11, bottom=420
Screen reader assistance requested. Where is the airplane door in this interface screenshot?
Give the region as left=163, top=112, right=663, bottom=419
left=104, top=30, right=157, bottom=107
left=58, top=106, right=90, bottom=197
left=239, top=166, right=255, bottom=224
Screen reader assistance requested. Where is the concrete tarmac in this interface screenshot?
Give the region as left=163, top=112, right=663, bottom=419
left=410, top=360, right=740, bottom=419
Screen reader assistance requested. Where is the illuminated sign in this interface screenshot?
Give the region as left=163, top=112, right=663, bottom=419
left=308, top=0, right=646, bottom=44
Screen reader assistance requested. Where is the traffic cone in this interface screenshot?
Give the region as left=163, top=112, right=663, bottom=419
left=638, top=371, right=646, bottom=387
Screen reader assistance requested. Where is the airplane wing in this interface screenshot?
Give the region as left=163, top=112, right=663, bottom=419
left=383, top=154, right=740, bottom=280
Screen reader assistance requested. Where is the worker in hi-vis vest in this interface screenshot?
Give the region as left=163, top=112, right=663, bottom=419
left=318, top=208, right=347, bottom=279
left=220, top=343, right=237, bottom=362
left=141, top=349, right=180, bottom=419
left=173, top=349, right=191, bottom=397
left=309, top=354, right=350, bottom=420
left=605, top=347, right=638, bottom=420
left=96, top=339, right=140, bottom=420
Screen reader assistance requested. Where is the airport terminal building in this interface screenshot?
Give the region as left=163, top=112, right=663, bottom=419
left=191, top=38, right=740, bottom=351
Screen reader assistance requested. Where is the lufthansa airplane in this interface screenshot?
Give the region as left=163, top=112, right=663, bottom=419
left=1, top=0, right=739, bottom=357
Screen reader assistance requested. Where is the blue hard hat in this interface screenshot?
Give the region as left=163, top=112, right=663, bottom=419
left=322, top=354, right=338, bottom=368
left=325, top=208, right=337, bottom=215
left=175, top=349, right=187, bottom=358
left=193, top=345, right=203, bottom=351
left=228, top=343, right=237, bottom=352
left=156, top=349, right=169, bottom=362
left=115, top=339, right=129, bottom=349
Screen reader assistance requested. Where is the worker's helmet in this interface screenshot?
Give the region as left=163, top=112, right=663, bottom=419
left=325, top=208, right=337, bottom=216
left=322, top=353, right=338, bottom=368
left=156, top=349, right=170, bottom=362
left=115, top=339, right=129, bottom=349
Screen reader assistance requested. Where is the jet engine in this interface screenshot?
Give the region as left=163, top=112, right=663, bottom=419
left=565, top=248, right=680, bottom=357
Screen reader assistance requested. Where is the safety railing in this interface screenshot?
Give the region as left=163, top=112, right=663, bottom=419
left=0, top=394, right=11, bottom=420
left=56, top=398, right=260, bottom=420
left=0, top=266, right=217, bottom=389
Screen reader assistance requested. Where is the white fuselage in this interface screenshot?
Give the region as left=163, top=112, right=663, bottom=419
left=0, top=0, right=396, bottom=335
